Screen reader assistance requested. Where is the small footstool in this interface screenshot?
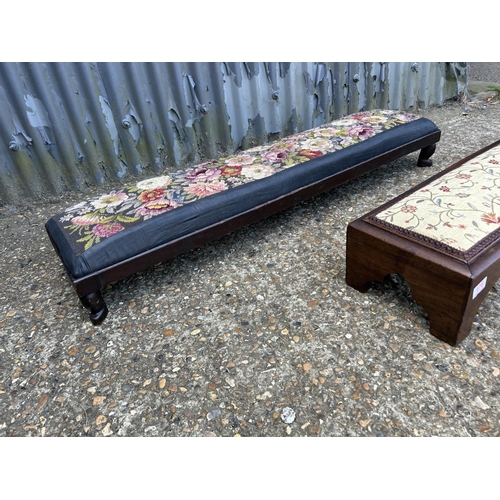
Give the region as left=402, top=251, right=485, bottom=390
left=346, top=140, right=500, bottom=345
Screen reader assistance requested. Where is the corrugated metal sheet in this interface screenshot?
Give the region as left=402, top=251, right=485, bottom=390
left=0, top=62, right=468, bottom=205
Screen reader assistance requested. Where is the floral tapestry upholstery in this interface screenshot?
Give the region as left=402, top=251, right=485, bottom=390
left=371, top=144, right=500, bottom=260
left=46, top=109, right=439, bottom=279
left=55, top=110, right=420, bottom=252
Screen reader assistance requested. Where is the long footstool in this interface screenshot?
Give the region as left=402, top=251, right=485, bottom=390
left=45, top=109, right=440, bottom=324
left=346, top=139, right=500, bottom=345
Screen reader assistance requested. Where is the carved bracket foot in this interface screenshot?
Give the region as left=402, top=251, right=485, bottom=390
left=80, top=291, right=108, bottom=325
left=417, top=143, right=437, bottom=167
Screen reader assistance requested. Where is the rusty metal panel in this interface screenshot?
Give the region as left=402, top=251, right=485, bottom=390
left=0, top=62, right=467, bottom=205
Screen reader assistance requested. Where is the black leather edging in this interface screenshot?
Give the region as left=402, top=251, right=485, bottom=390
left=46, top=117, right=440, bottom=279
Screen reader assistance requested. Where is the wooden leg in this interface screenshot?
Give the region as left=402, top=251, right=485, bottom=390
left=346, top=223, right=396, bottom=293
left=417, top=143, right=437, bottom=167
left=79, top=291, right=108, bottom=325
left=400, top=273, right=475, bottom=346
left=346, top=220, right=475, bottom=345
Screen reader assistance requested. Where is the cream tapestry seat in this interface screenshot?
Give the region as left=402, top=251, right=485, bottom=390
left=371, top=144, right=500, bottom=260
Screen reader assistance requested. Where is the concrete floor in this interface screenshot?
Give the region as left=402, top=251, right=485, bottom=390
left=1, top=64, right=500, bottom=445
left=469, top=62, right=500, bottom=85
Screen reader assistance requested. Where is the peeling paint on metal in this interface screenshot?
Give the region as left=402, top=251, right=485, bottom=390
left=122, top=103, right=142, bottom=146
left=24, top=94, right=51, bottom=129
left=279, top=62, right=291, bottom=79
left=243, top=62, right=259, bottom=80
left=186, top=74, right=205, bottom=115
left=12, top=122, right=33, bottom=148
left=98, top=95, right=120, bottom=156
left=225, top=63, right=243, bottom=87
left=0, top=62, right=468, bottom=205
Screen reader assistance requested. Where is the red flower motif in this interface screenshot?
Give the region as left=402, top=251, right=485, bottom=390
left=298, top=149, right=323, bottom=159
left=489, top=159, right=499, bottom=164
left=262, top=150, right=288, bottom=163
left=220, top=165, right=242, bottom=177
left=401, top=205, right=417, bottom=213
left=138, top=188, right=166, bottom=203
left=439, top=186, right=450, bottom=192
left=481, top=212, right=500, bottom=225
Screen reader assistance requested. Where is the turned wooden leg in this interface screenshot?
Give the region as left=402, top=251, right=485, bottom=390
left=79, top=291, right=108, bottom=325
left=417, top=143, right=437, bottom=167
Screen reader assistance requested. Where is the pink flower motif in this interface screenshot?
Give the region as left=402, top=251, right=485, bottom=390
left=439, top=186, right=450, bottom=192
left=185, top=167, right=221, bottom=182
left=401, top=205, right=417, bottom=213
left=262, top=150, right=288, bottom=163
left=225, top=155, right=255, bottom=167
left=71, top=215, right=102, bottom=226
left=184, top=181, right=227, bottom=198
left=135, top=198, right=179, bottom=217
left=358, top=114, right=377, bottom=123
left=91, top=191, right=129, bottom=209
left=489, top=159, right=499, bottom=165
left=91, top=223, right=125, bottom=237
left=347, top=125, right=375, bottom=138
left=481, top=212, right=500, bottom=225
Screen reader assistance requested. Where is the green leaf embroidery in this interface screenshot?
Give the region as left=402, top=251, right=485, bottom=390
left=77, top=234, right=94, bottom=243
left=84, top=236, right=98, bottom=251
left=115, top=214, right=140, bottom=223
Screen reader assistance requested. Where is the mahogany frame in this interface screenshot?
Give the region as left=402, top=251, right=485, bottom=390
left=51, top=132, right=440, bottom=324
left=346, top=139, right=500, bottom=345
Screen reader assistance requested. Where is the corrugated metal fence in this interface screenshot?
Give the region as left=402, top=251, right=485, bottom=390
left=0, top=62, right=467, bottom=205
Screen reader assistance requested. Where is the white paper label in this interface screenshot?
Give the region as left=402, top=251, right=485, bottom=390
left=473, top=277, right=487, bottom=299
